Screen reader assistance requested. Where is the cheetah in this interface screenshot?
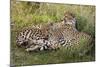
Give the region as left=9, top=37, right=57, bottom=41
left=16, top=12, right=92, bottom=54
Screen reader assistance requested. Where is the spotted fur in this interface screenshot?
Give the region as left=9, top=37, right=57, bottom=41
left=16, top=12, right=92, bottom=53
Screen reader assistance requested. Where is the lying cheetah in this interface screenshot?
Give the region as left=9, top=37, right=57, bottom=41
left=16, top=12, right=92, bottom=54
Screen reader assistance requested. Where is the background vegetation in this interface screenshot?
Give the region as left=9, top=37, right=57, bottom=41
left=11, top=0, right=95, bottom=66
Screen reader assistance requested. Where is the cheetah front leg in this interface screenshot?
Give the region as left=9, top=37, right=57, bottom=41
left=25, top=45, right=40, bottom=52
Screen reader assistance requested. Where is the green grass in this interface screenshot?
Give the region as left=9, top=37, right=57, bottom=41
left=10, top=1, right=95, bottom=66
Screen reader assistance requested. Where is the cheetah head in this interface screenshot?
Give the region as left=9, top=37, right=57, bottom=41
left=61, top=12, right=76, bottom=27
left=16, top=32, right=28, bottom=48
